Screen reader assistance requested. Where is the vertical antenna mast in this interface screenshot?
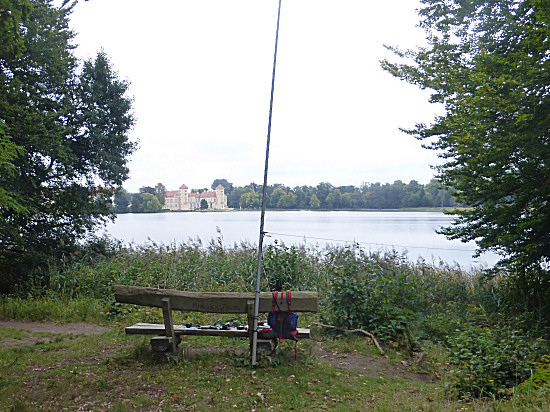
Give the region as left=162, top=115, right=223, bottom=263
left=251, top=0, right=283, bottom=367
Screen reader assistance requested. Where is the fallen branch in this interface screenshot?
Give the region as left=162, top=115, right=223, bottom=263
left=309, top=322, right=385, bottom=355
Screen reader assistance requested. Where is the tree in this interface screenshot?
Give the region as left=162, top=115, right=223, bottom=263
left=131, top=193, right=162, bottom=213
left=139, top=186, right=155, bottom=195
left=341, top=193, right=353, bottom=209
left=113, top=188, right=131, bottom=214
left=239, top=190, right=260, bottom=209
left=154, top=183, right=166, bottom=206
left=278, top=193, right=297, bottom=209
left=211, top=178, right=233, bottom=194
left=315, top=182, right=333, bottom=208
left=363, top=183, right=386, bottom=209
left=0, top=1, right=135, bottom=290
left=270, top=187, right=287, bottom=209
left=387, top=180, right=405, bottom=209
left=227, top=187, right=247, bottom=208
left=402, top=180, right=425, bottom=208
left=325, top=189, right=342, bottom=209
left=381, top=0, right=550, bottom=273
left=0, top=0, right=30, bottom=216
left=200, top=199, right=208, bottom=210
left=309, top=194, right=321, bottom=209
left=293, top=187, right=306, bottom=208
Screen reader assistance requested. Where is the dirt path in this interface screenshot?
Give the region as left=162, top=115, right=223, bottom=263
left=313, top=343, right=437, bottom=383
left=0, top=320, right=113, bottom=348
left=0, top=320, right=112, bottom=335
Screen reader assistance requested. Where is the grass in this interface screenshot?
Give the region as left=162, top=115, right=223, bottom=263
left=0, top=326, right=548, bottom=411
left=0, top=297, right=106, bottom=323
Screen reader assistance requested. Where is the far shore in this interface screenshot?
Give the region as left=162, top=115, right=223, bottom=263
left=118, top=206, right=467, bottom=215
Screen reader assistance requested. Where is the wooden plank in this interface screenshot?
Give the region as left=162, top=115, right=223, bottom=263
left=161, top=297, right=178, bottom=352
left=115, top=285, right=318, bottom=313
left=125, top=323, right=311, bottom=339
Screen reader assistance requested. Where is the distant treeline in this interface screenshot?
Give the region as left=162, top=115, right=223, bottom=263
left=114, top=178, right=459, bottom=213
left=224, top=179, right=459, bottom=210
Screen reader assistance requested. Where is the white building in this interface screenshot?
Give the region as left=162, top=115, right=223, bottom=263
left=164, top=184, right=228, bottom=211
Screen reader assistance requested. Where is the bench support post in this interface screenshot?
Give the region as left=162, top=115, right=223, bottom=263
left=162, top=297, right=178, bottom=353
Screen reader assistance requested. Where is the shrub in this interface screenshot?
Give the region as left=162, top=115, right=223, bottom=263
left=446, top=325, right=543, bottom=398
left=324, top=247, right=422, bottom=342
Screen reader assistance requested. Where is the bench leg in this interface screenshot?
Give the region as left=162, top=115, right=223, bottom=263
left=160, top=297, right=179, bottom=353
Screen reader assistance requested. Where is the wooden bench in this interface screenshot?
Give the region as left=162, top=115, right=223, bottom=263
left=114, top=285, right=318, bottom=354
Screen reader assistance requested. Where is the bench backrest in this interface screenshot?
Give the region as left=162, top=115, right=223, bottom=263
left=115, top=285, right=318, bottom=314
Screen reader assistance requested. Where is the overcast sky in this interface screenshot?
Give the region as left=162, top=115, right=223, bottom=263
left=67, top=0, right=441, bottom=193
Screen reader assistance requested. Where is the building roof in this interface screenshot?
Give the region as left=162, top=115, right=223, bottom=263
left=165, top=191, right=179, bottom=198
left=216, top=184, right=225, bottom=190
left=179, top=184, right=188, bottom=189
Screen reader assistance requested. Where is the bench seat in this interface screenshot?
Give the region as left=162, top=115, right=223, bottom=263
left=125, top=322, right=311, bottom=339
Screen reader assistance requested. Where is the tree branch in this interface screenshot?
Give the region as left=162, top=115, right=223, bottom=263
left=309, top=322, right=385, bottom=355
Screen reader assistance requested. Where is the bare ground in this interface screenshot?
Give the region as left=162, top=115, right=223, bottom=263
left=313, top=342, right=438, bottom=383
left=0, top=319, right=113, bottom=348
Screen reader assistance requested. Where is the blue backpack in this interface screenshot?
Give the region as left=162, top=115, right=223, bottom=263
left=260, top=290, right=299, bottom=341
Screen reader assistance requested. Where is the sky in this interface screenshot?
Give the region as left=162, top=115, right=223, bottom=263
left=67, top=0, right=442, bottom=193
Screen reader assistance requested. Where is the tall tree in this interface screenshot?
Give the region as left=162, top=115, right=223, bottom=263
left=309, top=194, right=321, bottom=209
left=0, top=1, right=135, bottom=290
left=131, top=193, right=162, bottom=213
left=382, top=0, right=550, bottom=273
left=239, top=190, right=260, bottom=209
left=315, top=182, right=333, bottom=209
left=269, top=186, right=286, bottom=209
left=154, top=183, right=166, bottom=206
left=211, top=178, right=233, bottom=193
left=325, top=188, right=342, bottom=209
left=113, top=188, right=131, bottom=214
left=227, top=187, right=247, bottom=208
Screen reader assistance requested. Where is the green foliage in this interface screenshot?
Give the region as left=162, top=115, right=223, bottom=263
left=262, top=241, right=319, bottom=291
left=519, top=355, right=550, bottom=391
left=239, top=189, right=260, bottom=209
left=211, top=178, right=233, bottom=193
left=446, top=326, right=543, bottom=398
left=0, top=297, right=104, bottom=322
left=113, top=188, right=131, bottom=214
left=324, top=247, right=424, bottom=341
left=382, top=0, right=550, bottom=272
left=308, top=193, right=320, bottom=209
left=130, top=193, right=162, bottom=213
left=0, top=0, right=31, bottom=59
left=154, top=183, right=166, bottom=206
left=202, top=179, right=456, bottom=210
left=0, top=1, right=135, bottom=291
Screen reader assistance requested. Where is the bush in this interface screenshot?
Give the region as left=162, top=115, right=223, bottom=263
left=324, top=247, right=423, bottom=342
left=446, top=325, right=543, bottom=398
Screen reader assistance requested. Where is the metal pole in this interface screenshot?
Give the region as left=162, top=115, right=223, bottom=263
left=252, top=0, right=283, bottom=367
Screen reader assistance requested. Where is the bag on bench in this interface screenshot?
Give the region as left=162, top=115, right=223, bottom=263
left=260, top=290, right=299, bottom=341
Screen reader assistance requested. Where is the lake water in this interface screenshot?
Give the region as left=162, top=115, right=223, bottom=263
left=100, top=211, right=499, bottom=268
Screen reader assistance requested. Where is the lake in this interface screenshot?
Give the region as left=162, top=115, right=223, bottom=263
left=100, top=210, right=499, bottom=268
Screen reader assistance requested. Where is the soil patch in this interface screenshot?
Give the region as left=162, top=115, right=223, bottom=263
left=0, top=319, right=113, bottom=348
left=313, top=342, right=438, bottom=383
